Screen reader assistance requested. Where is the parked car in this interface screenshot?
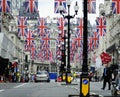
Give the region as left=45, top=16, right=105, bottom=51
left=111, top=71, right=120, bottom=96
left=34, top=71, right=50, bottom=82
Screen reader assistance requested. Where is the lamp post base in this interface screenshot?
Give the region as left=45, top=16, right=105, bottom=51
left=66, top=71, right=72, bottom=84
left=80, top=75, right=90, bottom=97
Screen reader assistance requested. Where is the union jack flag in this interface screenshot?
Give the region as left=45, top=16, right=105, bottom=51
left=88, top=37, right=93, bottom=51
left=54, top=0, right=66, bottom=13
left=50, top=51, right=54, bottom=63
left=26, top=29, right=34, bottom=49
left=44, top=49, right=50, bottom=60
left=75, top=53, right=80, bottom=62
left=112, top=0, right=120, bottom=14
left=71, top=38, right=77, bottom=53
left=37, top=50, right=44, bottom=61
left=87, top=0, right=96, bottom=14
left=96, top=17, right=106, bottom=36
left=18, top=17, right=27, bottom=37
left=30, top=42, right=37, bottom=60
left=0, top=0, right=11, bottom=13
left=75, top=33, right=83, bottom=48
left=76, top=18, right=83, bottom=37
left=37, top=17, right=47, bottom=37
left=92, top=31, right=99, bottom=49
left=57, top=17, right=66, bottom=37
left=24, top=0, right=38, bottom=13
left=70, top=52, right=74, bottom=62
left=56, top=38, right=62, bottom=60
left=42, top=32, right=51, bottom=60
left=42, top=32, right=50, bottom=47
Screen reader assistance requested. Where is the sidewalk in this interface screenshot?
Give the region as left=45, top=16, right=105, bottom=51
left=90, top=81, right=111, bottom=97
left=59, top=79, right=111, bottom=97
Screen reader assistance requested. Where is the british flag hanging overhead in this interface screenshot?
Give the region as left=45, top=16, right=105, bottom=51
left=57, top=17, right=66, bottom=37
left=92, top=31, right=99, bottom=49
left=54, top=0, right=66, bottom=13
left=30, top=42, right=37, bottom=60
left=96, top=17, right=106, bottom=36
left=41, top=31, right=51, bottom=60
left=75, top=33, right=83, bottom=48
left=18, top=17, right=28, bottom=37
left=37, top=17, right=47, bottom=37
left=24, top=0, right=38, bottom=13
left=24, top=29, right=34, bottom=51
left=112, top=0, right=120, bottom=14
left=0, top=0, right=11, bottom=13
left=88, top=37, right=93, bottom=52
left=87, top=0, right=96, bottom=14
left=76, top=17, right=83, bottom=38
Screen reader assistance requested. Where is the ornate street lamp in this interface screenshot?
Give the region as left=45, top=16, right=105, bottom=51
left=80, top=0, right=90, bottom=97
left=59, top=0, right=79, bottom=84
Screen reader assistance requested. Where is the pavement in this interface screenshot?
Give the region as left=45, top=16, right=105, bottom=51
left=58, top=79, right=111, bottom=97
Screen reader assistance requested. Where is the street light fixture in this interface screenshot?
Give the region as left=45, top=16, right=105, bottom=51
left=59, top=0, right=79, bottom=84
left=80, top=0, right=90, bottom=97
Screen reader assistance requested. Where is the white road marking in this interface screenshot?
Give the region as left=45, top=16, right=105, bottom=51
left=0, top=89, right=5, bottom=92
left=13, top=83, right=27, bottom=89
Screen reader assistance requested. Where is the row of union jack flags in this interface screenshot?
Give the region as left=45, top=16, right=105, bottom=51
left=0, top=0, right=38, bottom=13
left=17, top=16, right=106, bottom=63
left=54, top=0, right=96, bottom=14
left=54, top=0, right=120, bottom=14
left=0, top=0, right=120, bottom=14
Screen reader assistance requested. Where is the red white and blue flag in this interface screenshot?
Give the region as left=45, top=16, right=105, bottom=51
left=0, top=0, right=11, bottom=13
left=112, top=0, right=120, bottom=14
left=37, top=17, right=47, bottom=37
left=30, top=42, right=37, bottom=60
left=24, top=0, right=38, bottom=13
left=75, top=33, right=83, bottom=48
left=92, top=31, right=99, bottom=49
left=76, top=18, right=83, bottom=38
left=18, top=17, right=28, bottom=37
left=42, top=31, right=51, bottom=60
left=57, top=17, right=66, bottom=37
left=71, top=38, right=77, bottom=53
left=37, top=50, right=44, bottom=61
left=88, top=37, right=93, bottom=51
left=50, top=51, right=54, bottom=63
left=42, top=32, right=50, bottom=47
left=56, top=38, right=62, bottom=60
left=87, top=0, right=96, bottom=14
left=54, top=0, right=66, bottom=13
left=96, top=17, right=106, bottom=36
left=25, top=29, right=34, bottom=50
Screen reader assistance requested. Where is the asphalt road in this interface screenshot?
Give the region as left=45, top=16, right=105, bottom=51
left=0, top=80, right=112, bottom=97
left=0, top=82, right=79, bottom=97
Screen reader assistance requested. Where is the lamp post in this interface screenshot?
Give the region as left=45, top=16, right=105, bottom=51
left=59, top=0, right=79, bottom=84
left=80, top=0, right=90, bottom=97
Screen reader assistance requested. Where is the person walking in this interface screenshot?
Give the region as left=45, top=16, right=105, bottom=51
left=101, top=65, right=112, bottom=90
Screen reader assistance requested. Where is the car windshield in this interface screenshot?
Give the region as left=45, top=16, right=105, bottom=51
left=37, top=71, right=48, bottom=75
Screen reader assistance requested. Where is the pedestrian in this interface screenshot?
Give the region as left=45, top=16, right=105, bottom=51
left=101, top=64, right=112, bottom=90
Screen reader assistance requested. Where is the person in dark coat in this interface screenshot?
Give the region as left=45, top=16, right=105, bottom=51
left=101, top=65, right=112, bottom=90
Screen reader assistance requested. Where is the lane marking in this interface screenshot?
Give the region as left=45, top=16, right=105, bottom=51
left=0, top=89, right=5, bottom=92
left=14, top=83, right=27, bottom=89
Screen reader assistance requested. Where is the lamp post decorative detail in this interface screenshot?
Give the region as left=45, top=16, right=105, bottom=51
left=59, top=0, right=79, bottom=84
left=80, top=0, right=90, bottom=97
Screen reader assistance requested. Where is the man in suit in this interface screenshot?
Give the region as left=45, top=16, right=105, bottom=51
left=101, top=65, right=112, bottom=90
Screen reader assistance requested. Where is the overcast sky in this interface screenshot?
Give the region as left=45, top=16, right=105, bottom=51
left=38, top=0, right=104, bottom=25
